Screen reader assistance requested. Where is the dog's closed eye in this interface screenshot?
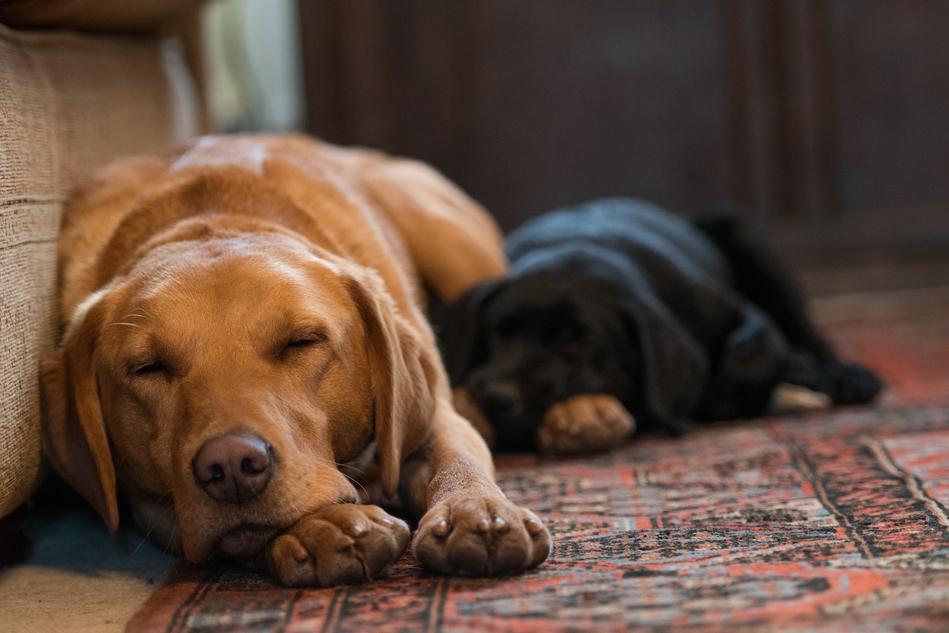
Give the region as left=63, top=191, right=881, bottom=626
left=286, top=336, right=324, bottom=348
left=128, top=358, right=171, bottom=379
left=280, top=329, right=329, bottom=358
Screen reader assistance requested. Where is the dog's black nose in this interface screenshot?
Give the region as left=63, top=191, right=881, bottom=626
left=192, top=433, right=274, bottom=503
left=481, top=381, right=523, bottom=416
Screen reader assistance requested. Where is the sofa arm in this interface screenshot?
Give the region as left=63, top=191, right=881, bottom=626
left=0, top=22, right=200, bottom=517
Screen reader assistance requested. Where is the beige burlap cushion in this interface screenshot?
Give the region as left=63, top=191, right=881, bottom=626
left=0, top=23, right=199, bottom=517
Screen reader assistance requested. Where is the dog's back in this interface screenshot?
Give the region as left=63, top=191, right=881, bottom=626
left=504, top=198, right=741, bottom=347
left=507, top=198, right=729, bottom=281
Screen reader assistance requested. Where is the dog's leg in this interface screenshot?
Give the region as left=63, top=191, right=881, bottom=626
left=401, top=400, right=551, bottom=576
left=695, top=303, right=788, bottom=420
left=693, top=211, right=836, bottom=361
left=780, top=349, right=884, bottom=405
left=452, top=387, right=496, bottom=448
left=694, top=211, right=883, bottom=404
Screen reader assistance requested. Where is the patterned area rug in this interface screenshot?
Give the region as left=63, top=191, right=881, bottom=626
left=128, top=296, right=949, bottom=632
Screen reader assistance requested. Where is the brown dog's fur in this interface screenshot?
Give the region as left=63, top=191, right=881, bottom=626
left=41, top=135, right=550, bottom=584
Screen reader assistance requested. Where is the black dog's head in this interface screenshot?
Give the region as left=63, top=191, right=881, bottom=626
left=440, top=246, right=707, bottom=450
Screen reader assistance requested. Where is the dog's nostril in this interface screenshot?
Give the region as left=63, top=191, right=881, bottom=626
left=240, top=442, right=272, bottom=475
left=241, top=457, right=262, bottom=475
left=192, top=433, right=274, bottom=504
left=209, top=463, right=225, bottom=482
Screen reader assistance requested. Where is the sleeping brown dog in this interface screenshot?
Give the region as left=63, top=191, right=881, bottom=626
left=40, top=134, right=550, bottom=586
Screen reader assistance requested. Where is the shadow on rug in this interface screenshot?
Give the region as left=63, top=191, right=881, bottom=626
left=129, top=298, right=949, bottom=632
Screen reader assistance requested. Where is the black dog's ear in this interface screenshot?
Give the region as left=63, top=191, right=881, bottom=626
left=438, top=280, right=501, bottom=385
left=616, top=292, right=709, bottom=434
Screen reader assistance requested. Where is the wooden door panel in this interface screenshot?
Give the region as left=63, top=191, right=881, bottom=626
left=831, top=1, right=949, bottom=215
left=459, top=1, right=728, bottom=230
left=297, top=0, right=949, bottom=256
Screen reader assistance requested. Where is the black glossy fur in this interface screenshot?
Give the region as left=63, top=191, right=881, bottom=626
left=439, top=199, right=883, bottom=451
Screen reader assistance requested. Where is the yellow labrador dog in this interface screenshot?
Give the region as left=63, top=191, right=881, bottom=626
left=41, top=135, right=550, bottom=586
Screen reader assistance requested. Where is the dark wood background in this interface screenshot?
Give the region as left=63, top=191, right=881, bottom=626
left=297, top=0, right=949, bottom=275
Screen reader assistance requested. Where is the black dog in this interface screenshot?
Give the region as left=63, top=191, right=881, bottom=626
left=439, top=198, right=883, bottom=453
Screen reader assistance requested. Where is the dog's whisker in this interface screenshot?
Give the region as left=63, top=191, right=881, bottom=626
left=341, top=471, right=369, bottom=501
left=160, top=499, right=179, bottom=554
left=131, top=511, right=158, bottom=555
left=133, top=497, right=179, bottom=556
left=307, top=454, right=371, bottom=500
left=337, top=461, right=367, bottom=476
left=108, top=321, right=143, bottom=329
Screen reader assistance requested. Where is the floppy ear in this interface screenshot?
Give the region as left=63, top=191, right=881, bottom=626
left=438, top=280, right=500, bottom=386
left=345, top=271, right=438, bottom=498
left=616, top=291, right=709, bottom=435
left=40, top=296, right=119, bottom=533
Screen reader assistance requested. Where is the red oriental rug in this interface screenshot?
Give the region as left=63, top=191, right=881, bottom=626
left=128, top=291, right=949, bottom=632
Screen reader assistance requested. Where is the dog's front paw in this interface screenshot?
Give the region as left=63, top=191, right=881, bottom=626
left=414, top=494, right=550, bottom=576
left=266, top=504, right=409, bottom=587
left=537, top=394, right=636, bottom=454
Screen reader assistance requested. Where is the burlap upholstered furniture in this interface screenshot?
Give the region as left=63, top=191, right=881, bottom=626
left=0, top=1, right=203, bottom=519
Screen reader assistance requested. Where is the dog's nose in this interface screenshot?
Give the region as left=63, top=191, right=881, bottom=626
left=192, top=433, right=274, bottom=503
left=481, top=381, right=523, bottom=416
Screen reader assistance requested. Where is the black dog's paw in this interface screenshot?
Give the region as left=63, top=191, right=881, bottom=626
left=821, top=362, right=884, bottom=405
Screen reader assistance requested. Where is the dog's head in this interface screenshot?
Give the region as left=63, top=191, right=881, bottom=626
left=442, top=246, right=707, bottom=448
left=41, top=228, right=436, bottom=562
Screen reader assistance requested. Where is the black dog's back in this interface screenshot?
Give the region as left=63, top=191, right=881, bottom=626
left=508, top=198, right=729, bottom=284
left=506, top=199, right=746, bottom=356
